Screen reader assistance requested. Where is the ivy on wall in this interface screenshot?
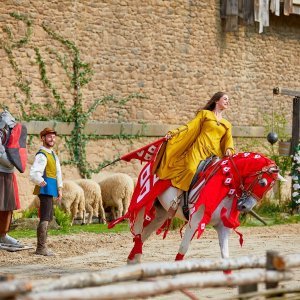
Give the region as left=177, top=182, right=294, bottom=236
left=0, top=13, right=146, bottom=178
left=0, top=12, right=33, bottom=103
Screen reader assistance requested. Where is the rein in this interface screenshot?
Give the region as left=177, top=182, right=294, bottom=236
left=228, top=156, right=278, bottom=200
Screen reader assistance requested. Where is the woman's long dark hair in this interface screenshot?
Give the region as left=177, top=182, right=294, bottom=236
left=196, top=91, right=226, bottom=114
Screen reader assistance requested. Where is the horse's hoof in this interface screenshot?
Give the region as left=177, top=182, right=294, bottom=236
left=127, top=259, right=136, bottom=265
left=175, top=253, right=184, bottom=261
left=127, top=254, right=142, bottom=265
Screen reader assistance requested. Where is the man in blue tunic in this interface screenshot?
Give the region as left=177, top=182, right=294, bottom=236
left=30, top=128, right=63, bottom=256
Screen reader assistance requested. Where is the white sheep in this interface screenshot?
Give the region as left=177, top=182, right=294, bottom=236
left=75, top=179, right=106, bottom=224
left=98, top=173, right=134, bottom=220
left=61, top=180, right=86, bottom=225
left=27, top=180, right=86, bottom=225
left=27, top=196, right=40, bottom=210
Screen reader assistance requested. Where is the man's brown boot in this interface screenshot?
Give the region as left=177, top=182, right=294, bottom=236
left=35, top=221, right=54, bottom=256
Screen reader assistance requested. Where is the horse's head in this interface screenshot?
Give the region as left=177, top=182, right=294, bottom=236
left=232, top=153, right=279, bottom=213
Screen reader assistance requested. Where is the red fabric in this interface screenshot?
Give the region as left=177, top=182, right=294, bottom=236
left=175, top=253, right=185, bottom=261
left=12, top=173, right=20, bottom=210
left=109, top=152, right=277, bottom=249
left=108, top=161, right=171, bottom=230
left=156, top=218, right=171, bottom=239
left=121, top=137, right=166, bottom=163
left=128, top=234, right=143, bottom=260
left=6, top=123, right=27, bottom=173
left=190, top=152, right=277, bottom=239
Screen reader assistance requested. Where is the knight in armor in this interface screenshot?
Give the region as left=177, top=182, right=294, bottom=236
left=0, top=110, right=26, bottom=246
left=30, top=128, right=63, bottom=256
left=156, top=92, right=235, bottom=207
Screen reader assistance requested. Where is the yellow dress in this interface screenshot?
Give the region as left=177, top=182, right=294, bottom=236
left=156, top=110, right=234, bottom=191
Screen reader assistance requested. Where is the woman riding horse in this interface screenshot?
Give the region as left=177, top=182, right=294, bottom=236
left=156, top=91, right=235, bottom=196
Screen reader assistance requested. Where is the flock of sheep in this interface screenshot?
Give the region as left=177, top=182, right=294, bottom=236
left=29, top=173, right=135, bottom=224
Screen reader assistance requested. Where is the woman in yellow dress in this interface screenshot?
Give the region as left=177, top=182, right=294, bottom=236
left=156, top=91, right=234, bottom=192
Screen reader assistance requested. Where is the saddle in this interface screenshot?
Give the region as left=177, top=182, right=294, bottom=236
left=182, top=155, right=219, bottom=220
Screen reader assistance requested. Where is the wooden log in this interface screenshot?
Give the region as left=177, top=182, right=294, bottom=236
left=0, top=280, right=32, bottom=298
left=32, top=253, right=300, bottom=293
left=32, top=255, right=266, bottom=292
left=0, top=273, right=14, bottom=282
left=273, top=87, right=300, bottom=97
left=274, top=253, right=300, bottom=270
left=17, top=270, right=292, bottom=300
left=266, top=251, right=279, bottom=290
left=221, top=286, right=300, bottom=300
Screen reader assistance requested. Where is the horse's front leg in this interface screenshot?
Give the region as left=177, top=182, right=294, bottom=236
left=127, top=207, right=145, bottom=264
left=175, top=207, right=204, bottom=260
left=215, top=223, right=232, bottom=274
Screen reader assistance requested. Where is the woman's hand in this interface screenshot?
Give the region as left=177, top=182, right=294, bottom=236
left=225, top=148, right=234, bottom=156
left=56, top=188, right=62, bottom=205
left=165, top=133, right=173, bottom=140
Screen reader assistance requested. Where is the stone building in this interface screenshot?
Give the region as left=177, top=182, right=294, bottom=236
left=0, top=1, right=299, bottom=207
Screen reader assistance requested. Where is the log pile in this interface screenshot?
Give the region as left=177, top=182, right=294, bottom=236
left=1, top=251, right=300, bottom=300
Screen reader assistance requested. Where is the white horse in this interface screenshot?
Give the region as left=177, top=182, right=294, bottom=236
left=110, top=152, right=281, bottom=267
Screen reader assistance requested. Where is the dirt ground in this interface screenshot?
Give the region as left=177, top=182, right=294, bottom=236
left=1, top=223, right=300, bottom=299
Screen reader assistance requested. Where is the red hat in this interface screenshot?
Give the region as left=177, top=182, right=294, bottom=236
left=40, top=127, right=57, bottom=138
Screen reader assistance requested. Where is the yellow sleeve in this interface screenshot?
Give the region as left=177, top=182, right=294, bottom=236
left=164, top=111, right=206, bottom=159
left=220, top=123, right=235, bottom=155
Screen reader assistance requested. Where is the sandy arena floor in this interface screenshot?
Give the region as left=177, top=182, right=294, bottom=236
left=1, top=223, right=300, bottom=299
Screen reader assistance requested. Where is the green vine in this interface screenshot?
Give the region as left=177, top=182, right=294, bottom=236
left=0, top=12, right=33, bottom=102
left=1, top=13, right=147, bottom=178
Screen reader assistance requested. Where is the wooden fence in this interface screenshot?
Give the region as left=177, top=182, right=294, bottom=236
left=1, top=251, right=300, bottom=300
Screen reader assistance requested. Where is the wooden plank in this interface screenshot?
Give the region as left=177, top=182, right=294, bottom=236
left=273, top=87, right=300, bottom=97
left=23, top=121, right=275, bottom=138
left=0, top=280, right=32, bottom=298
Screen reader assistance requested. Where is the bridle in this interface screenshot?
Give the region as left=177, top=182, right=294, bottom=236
left=229, top=156, right=279, bottom=203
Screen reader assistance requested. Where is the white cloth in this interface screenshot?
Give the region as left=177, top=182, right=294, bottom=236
left=29, top=146, right=63, bottom=188
left=270, top=0, right=281, bottom=16
left=254, top=0, right=270, bottom=33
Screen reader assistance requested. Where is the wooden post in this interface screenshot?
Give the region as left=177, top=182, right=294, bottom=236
left=238, top=282, right=258, bottom=297
left=265, top=250, right=284, bottom=298
left=266, top=251, right=279, bottom=289
left=291, top=96, right=300, bottom=155
left=273, top=88, right=300, bottom=203
left=273, top=88, right=300, bottom=155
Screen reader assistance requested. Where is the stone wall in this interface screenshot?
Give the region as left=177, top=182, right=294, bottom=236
left=0, top=0, right=299, bottom=208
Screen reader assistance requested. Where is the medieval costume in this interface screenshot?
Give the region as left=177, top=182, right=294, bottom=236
left=0, top=110, right=25, bottom=246
left=156, top=110, right=234, bottom=191
left=30, top=128, right=63, bottom=256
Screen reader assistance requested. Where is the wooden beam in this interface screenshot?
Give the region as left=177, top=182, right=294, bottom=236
left=291, top=97, right=300, bottom=155
left=273, top=87, right=300, bottom=97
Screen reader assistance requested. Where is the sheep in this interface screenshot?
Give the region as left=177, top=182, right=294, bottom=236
left=75, top=179, right=106, bottom=224
left=27, top=196, right=40, bottom=210
left=61, top=180, right=86, bottom=225
left=26, top=180, right=86, bottom=225
left=98, top=173, right=134, bottom=220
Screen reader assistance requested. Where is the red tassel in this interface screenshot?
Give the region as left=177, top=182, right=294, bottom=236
left=223, top=269, right=232, bottom=275
left=127, top=234, right=143, bottom=260
left=234, top=229, right=244, bottom=247
left=175, top=253, right=184, bottom=261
